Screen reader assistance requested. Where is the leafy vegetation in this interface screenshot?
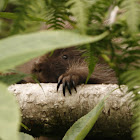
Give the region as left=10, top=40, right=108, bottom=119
left=0, top=0, right=140, bottom=140
left=0, top=83, right=20, bottom=140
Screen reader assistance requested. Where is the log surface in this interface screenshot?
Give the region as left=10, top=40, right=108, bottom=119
left=8, top=84, right=132, bottom=138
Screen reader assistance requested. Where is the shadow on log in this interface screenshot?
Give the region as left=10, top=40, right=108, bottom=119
left=8, top=84, right=133, bottom=140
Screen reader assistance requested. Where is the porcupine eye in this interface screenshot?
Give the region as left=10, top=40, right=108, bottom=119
left=62, top=55, right=68, bottom=60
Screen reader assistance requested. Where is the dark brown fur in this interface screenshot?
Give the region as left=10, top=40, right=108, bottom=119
left=17, top=47, right=117, bottom=90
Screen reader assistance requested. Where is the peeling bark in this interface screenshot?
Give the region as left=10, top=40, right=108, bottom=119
left=8, top=84, right=133, bottom=139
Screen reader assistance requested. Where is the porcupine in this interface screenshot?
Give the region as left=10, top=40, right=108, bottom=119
left=17, top=47, right=118, bottom=96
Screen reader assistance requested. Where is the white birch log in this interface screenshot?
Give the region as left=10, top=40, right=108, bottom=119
left=8, top=84, right=132, bottom=138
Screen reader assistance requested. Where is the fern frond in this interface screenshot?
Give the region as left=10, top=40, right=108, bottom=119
left=84, top=45, right=97, bottom=83
left=132, top=94, right=140, bottom=140
left=11, top=0, right=32, bottom=34
left=66, top=0, right=93, bottom=34
left=120, top=70, right=140, bottom=140
left=45, top=1, right=70, bottom=29
left=121, top=0, right=140, bottom=34
left=11, top=0, right=46, bottom=34
left=90, top=0, right=113, bottom=23
left=120, top=70, right=140, bottom=91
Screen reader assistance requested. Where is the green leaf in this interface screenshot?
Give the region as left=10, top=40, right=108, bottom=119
left=0, top=12, right=17, bottom=19
left=0, top=83, right=20, bottom=140
left=63, top=89, right=114, bottom=140
left=0, top=73, right=27, bottom=85
left=0, top=0, right=9, bottom=11
left=120, top=70, right=140, bottom=91
left=122, top=56, right=140, bottom=63
left=120, top=70, right=140, bottom=84
left=0, top=12, right=47, bottom=22
left=120, top=70, right=140, bottom=140
left=121, top=0, right=140, bottom=34
left=85, top=45, right=97, bottom=83
left=0, top=0, right=4, bottom=11
left=0, top=30, right=109, bottom=71
left=66, top=0, right=90, bottom=34
left=66, top=0, right=100, bottom=34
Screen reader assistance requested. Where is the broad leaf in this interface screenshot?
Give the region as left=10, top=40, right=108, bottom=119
left=0, top=12, right=47, bottom=22
left=0, top=73, right=27, bottom=85
left=0, top=83, right=20, bottom=140
left=62, top=89, right=113, bottom=140
left=0, top=30, right=108, bottom=71
left=0, top=0, right=5, bottom=11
